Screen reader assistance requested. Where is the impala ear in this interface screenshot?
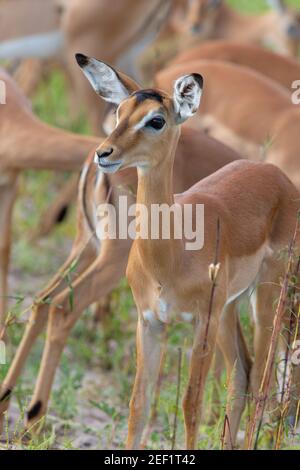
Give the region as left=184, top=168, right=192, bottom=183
left=173, top=74, right=203, bottom=124
left=75, top=53, right=140, bottom=106
left=266, top=0, right=286, bottom=13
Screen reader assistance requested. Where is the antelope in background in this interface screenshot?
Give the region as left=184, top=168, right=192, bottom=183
left=141, top=0, right=300, bottom=79
left=182, top=0, right=300, bottom=56
left=171, top=40, right=300, bottom=91
left=0, top=66, right=244, bottom=438
left=76, top=55, right=300, bottom=449
left=0, top=69, right=100, bottom=334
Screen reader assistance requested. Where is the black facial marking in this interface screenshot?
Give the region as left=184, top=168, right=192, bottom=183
left=133, top=89, right=163, bottom=104
left=0, top=388, right=12, bottom=403
left=27, top=400, right=42, bottom=421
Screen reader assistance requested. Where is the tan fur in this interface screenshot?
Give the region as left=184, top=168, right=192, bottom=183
left=172, top=40, right=300, bottom=91
left=0, top=0, right=60, bottom=41
left=180, top=0, right=300, bottom=57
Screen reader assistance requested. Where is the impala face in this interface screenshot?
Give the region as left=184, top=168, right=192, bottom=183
left=76, top=53, right=203, bottom=174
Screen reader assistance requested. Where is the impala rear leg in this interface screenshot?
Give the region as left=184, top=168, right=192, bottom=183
left=0, top=177, right=18, bottom=337
left=25, top=239, right=130, bottom=431
left=0, top=234, right=96, bottom=434
left=249, top=259, right=284, bottom=423
left=217, top=300, right=252, bottom=449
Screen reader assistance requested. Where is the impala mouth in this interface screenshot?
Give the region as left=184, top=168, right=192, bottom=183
left=98, top=160, right=123, bottom=173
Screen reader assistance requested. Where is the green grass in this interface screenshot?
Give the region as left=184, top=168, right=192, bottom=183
left=1, top=0, right=300, bottom=451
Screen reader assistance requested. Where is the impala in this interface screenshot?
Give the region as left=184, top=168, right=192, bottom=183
left=140, top=0, right=300, bottom=83
left=0, top=66, right=244, bottom=442
left=76, top=55, right=300, bottom=449
left=0, top=68, right=100, bottom=334
left=181, top=0, right=300, bottom=57
left=171, top=40, right=300, bottom=92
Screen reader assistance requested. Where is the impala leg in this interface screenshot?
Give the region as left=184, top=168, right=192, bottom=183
left=217, top=301, right=252, bottom=449
left=250, top=274, right=280, bottom=399
left=183, top=312, right=219, bottom=450
left=209, top=345, right=224, bottom=423
left=0, top=178, right=17, bottom=336
left=126, top=316, right=166, bottom=450
left=25, top=239, right=130, bottom=431
left=0, top=236, right=96, bottom=434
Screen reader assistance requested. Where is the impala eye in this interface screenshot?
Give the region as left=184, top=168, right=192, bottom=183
left=145, top=116, right=166, bottom=130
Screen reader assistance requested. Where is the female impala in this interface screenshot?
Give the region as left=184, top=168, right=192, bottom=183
left=77, top=55, right=300, bottom=449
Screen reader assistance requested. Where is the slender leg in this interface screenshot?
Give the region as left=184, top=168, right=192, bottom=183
left=126, top=315, right=166, bottom=450
left=25, top=238, right=130, bottom=430
left=183, top=311, right=220, bottom=450
left=0, top=178, right=18, bottom=337
left=0, top=234, right=96, bottom=434
left=217, top=301, right=252, bottom=449
left=211, top=344, right=224, bottom=416
left=250, top=271, right=281, bottom=398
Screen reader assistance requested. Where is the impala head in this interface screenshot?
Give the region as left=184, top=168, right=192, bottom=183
left=184, top=0, right=222, bottom=37
left=267, top=0, right=300, bottom=42
left=76, top=54, right=203, bottom=174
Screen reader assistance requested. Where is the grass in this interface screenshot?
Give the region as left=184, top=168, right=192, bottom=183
left=1, top=0, right=300, bottom=451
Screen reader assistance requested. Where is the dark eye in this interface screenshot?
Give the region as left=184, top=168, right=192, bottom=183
left=145, top=116, right=165, bottom=130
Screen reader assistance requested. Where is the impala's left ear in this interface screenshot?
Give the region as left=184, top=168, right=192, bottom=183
left=173, top=74, right=203, bottom=124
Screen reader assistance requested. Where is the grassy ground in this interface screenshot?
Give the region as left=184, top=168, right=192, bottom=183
left=1, top=0, right=300, bottom=450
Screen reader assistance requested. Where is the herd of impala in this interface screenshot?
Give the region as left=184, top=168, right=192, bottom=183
left=1, top=0, right=300, bottom=450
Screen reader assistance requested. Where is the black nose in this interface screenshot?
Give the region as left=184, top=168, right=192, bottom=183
left=97, top=147, right=113, bottom=160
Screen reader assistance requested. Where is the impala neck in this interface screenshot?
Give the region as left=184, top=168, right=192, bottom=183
left=135, top=128, right=182, bottom=277
left=137, top=129, right=180, bottom=204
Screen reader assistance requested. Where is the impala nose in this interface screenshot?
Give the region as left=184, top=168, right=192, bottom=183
left=97, top=147, right=113, bottom=161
